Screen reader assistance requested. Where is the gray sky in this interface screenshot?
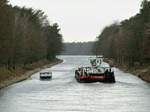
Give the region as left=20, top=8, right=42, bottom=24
left=9, top=0, right=142, bottom=42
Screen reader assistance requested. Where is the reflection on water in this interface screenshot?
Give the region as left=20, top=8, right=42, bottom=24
left=0, top=56, right=150, bottom=112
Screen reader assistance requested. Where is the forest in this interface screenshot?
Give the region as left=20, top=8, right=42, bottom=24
left=94, top=0, right=150, bottom=67
left=61, top=42, right=94, bottom=55
left=0, top=0, right=63, bottom=70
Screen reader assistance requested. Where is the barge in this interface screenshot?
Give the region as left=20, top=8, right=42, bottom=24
left=75, top=56, right=115, bottom=83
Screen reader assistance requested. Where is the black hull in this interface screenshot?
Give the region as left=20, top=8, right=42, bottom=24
left=75, top=71, right=115, bottom=83
left=40, top=76, right=52, bottom=80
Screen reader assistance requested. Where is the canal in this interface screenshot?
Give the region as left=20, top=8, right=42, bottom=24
left=0, top=56, right=150, bottom=112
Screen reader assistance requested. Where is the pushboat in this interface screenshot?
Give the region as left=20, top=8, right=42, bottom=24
left=40, top=71, right=52, bottom=80
left=75, top=56, right=115, bottom=83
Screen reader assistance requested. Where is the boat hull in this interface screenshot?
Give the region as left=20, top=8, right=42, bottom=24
left=40, top=76, right=52, bottom=80
left=75, top=70, right=115, bottom=83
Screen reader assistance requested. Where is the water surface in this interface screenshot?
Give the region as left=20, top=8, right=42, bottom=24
left=0, top=56, right=150, bottom=112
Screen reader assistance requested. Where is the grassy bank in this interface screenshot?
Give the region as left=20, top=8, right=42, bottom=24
left=0, top=59, right=63, bottom=89
left=105, top=59, right=150, bottom=83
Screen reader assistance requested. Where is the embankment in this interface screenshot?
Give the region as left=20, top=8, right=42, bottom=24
left=0, top=59, right=63, bottom=89
left=105, top=59, right=150, bottom=82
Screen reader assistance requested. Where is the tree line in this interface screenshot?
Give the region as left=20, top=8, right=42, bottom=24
left=61, top=42, right=94, bottom=55
left=0, top=0, right=63, bottom=70
left=94, top=0, right=150, bottom=67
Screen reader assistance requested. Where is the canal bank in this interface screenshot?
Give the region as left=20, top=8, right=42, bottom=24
left=0, top=56, right=150, bottom=112
left=105, top=59, right=150, bottom=82
left=0, top=59, right=63, bottom=89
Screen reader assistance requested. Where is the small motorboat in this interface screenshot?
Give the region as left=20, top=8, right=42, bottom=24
left=75, top=56, right=115, bottom=83
left=40, top=71, right=52, bottom=80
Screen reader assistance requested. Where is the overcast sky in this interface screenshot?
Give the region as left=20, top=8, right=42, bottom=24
left=9, top=0, right=142, bottom=42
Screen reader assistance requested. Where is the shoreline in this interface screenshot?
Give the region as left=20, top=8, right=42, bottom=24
left=0, top=59, right=63, bottom=89
left=105, top=59, right=150, bottom=83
